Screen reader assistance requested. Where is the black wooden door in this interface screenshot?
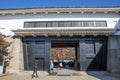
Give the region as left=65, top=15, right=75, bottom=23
left=34, top=41, right=45, bottom=70
left=23, top=40, right=35, bottom=70
left=23, top=40, right=45, bottom=70
left=80, top=39, right=107, bottom=71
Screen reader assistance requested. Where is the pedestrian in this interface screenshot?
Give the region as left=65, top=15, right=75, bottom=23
left=59, top=62, right=63, bottom=70
left=48, top=60, right=54, bottom=75
left=32, top=61, right=39, bottom=78
left=50, top=60, right=54, bottom=71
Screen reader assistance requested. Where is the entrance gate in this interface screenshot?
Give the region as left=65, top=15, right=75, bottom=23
left=23, top=37, right=107, bottom=71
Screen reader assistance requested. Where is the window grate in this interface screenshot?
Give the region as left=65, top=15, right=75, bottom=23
left=24, top=21, right=107, bottom=28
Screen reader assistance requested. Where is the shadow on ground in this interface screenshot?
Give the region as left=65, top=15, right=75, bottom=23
left=86, top=71, right=120, bottom=80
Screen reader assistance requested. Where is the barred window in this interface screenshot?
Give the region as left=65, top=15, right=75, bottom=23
left=46, top=22, right=52, bottom=27
left=39, top=22, right=46, bottom=27
left=52, top=22, right=58, bottom=27
left=29, top=22, right=35, bottom=27
left=24, top=21, right=107, bottom=28
left=71, top=21, right=80, bottom=27
left=58, top=21, right=64, bottom=27
left=64, top=21, right=71, bottom=27
left=83, top=21, right=95, bottom=27
left=95, top=21, right=107, bottom=27
left=35, top=22, right=40, bottom=27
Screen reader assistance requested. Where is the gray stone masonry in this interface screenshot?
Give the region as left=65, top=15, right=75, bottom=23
left=107, top=36, right=120, bottom=73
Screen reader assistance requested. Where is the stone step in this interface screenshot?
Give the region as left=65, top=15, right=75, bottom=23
left=57, top=72, right=71, bottom=76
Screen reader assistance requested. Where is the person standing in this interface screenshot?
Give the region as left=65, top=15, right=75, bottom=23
left=32, top=61, right=39, bottom=78
left=50, top=60, right=54, bottom=71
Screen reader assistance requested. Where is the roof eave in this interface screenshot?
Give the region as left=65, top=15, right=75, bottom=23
left=13, top=28, right=115, bottom=37
left=0, top=7, right=120, bottom=16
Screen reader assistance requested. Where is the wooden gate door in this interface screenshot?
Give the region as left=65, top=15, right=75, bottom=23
left=23, top=40, right=45, bottom=70
left=80, top=39, right=107, bottom=71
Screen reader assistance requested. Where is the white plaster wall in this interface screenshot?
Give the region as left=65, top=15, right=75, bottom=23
left=0, top=13, right=119, bottom=35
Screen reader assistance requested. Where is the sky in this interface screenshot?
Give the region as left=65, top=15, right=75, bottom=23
left=0, top=0, right=120, bottom=9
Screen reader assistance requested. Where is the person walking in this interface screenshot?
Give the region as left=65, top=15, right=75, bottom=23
left=50, top=60, right=54, bottom=71
left=32, top=61, right=39, bottom=78
left=48, top=60, right=54, bottom=74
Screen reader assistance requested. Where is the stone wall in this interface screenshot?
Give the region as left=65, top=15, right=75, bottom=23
left=107, top=36, right=120, bottom=73
left=5, top=36, right=23, bottom=73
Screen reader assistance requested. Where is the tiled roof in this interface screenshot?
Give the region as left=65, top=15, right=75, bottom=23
left=0, top=6, right=120, bottom=10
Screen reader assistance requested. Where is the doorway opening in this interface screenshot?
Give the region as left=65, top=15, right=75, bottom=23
left=51, top=41, right=80, bottom=71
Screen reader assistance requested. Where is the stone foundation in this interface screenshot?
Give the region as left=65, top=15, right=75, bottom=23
left=5, top=36, right=24, bottom=73
left=107, top=36, right=120, bottom=73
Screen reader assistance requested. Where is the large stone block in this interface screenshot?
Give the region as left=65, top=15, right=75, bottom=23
left=7, top=37, right=23, bottom=73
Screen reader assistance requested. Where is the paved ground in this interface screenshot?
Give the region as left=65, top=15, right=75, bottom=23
left=0, top=69, right=120, bottom=80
